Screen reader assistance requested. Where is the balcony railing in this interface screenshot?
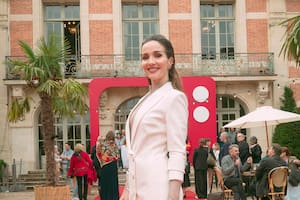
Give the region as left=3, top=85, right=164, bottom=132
left=5, top=53, right=274, bottom=80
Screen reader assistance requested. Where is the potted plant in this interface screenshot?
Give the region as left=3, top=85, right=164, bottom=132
left=7, top=35, right=88, bottom=199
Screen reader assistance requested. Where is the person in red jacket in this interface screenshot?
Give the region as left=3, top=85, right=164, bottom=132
left=68, top=143, right=93, bottom=200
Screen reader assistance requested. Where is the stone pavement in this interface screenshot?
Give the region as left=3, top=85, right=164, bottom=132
left=0, top=184, right=256, bottom=200
left=0, top=186, right=100, bottom=200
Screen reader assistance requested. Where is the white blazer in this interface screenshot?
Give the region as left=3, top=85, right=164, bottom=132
left=125, top=82, right=188, bottom=200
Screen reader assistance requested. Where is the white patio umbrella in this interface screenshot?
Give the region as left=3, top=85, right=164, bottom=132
left=223, top=106, right=300, bottom=147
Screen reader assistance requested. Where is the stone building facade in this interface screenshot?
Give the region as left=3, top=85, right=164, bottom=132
left=0, top=0, right=299, bottom=173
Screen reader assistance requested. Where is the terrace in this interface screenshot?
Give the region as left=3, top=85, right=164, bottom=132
left=5, top=53, right=275, bottom=80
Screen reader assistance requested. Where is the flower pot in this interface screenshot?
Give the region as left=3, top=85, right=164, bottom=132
left=34, top=185, right=70, bottom=200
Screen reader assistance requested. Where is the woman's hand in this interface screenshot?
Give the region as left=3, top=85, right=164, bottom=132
left=168, top=180, right=181, bottom=200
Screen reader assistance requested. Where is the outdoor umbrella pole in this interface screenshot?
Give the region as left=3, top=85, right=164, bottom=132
left=265, top=121, right=270, bottom=148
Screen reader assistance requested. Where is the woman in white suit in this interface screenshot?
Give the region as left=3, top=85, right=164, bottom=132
left=120, top=34, right=188, bottom=200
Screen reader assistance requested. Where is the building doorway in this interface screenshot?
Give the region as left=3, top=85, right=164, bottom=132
left=37, top=112, right=90, bottom=169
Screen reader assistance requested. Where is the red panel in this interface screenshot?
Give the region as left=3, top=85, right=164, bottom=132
left=89, top=76, right=216, bottom=163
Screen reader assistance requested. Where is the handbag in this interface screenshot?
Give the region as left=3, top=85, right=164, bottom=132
left=207, top=152, right=216, bottom=167
left=207, top=192, right=225, bottom=200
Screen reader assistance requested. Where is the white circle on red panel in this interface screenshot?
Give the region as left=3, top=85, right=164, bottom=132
left=192, top=86, right=209, bottom=102
left=193, top=106, right=209, bottom=123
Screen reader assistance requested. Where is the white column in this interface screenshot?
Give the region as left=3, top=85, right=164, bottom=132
left=113, top=0, right=122, bottom=54
left=235, top=0, right=247, bottom=53
left=159, top=0, right=168, bottom=37
left=192, top=0, right=201, bottom=53
left=80, top=0, right=90, bottom=55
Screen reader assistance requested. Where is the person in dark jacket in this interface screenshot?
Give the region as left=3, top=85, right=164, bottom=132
left=193, top=138, right=209, bottom=199
left=249, top=136, right=262, bottom=164
left=91, top=139, right=102, bottom=197
left=286, top=159, right=300, bottom=199
left=219, top=132, right=231, bottom=166
left=236, top=133, right=251, bottom=165
left=182, top=137, right=191, bottom=198
left=255, top=143, right=287, bottom=199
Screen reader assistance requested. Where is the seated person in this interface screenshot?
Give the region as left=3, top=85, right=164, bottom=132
left=281, top=146, right=293, bottom=166
left=255, top=143, right=287, bottom=200
left=286, top=159, right=300, bottom=200
left=221, top=144, right=252, bottom=200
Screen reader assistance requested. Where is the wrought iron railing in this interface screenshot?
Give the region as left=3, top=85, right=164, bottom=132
left=5, top=53, right=274, bottom=80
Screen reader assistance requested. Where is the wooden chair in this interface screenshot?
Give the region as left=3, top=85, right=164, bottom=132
left=214, top=166, right=247, bottom=200
left=267, top=166, right=289, bottom=200
left=219, top=178, right=233, bottom=200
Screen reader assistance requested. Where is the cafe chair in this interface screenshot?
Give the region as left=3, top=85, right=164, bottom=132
left=267, top=166, right=289, bottom=200
left=219, top=177, right=246, bottom=200
left=219, top=178, right=232, bottom=200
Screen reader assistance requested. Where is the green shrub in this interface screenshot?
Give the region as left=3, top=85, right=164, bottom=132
left=0, top=159, right=8, bottom=181
left=273, top=86, right=300, bottom=158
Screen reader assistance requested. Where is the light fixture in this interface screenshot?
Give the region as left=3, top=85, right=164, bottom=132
left=69, top=27, right=76, bottom=34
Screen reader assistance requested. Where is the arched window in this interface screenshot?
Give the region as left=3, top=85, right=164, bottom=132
left=216, top=95, right=246, bottom=133
left=114, top=97, right=140, bottom=131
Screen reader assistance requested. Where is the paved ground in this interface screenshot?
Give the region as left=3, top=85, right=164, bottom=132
left=0, top=186, right=100, bottom=200
left=0, top=184, right=256, bottom=200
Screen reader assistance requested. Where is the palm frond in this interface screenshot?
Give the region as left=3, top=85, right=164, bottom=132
left=61, top=79, right=88, bottom=98
left=37, top=79, right=61, bottom=96
left=279, top=15, right=300, bottom=67
left=19, top=40, right=36, bottom=62
left=8, top=97, right=31, bottom=122
left=51, top=79, right=87, bottom=117
left=52, top=97, right=74, bottom=118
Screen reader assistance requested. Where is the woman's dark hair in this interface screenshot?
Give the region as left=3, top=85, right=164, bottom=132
left=141, top=34, right=183, bottom=91
left=281, top=146, right=291, bottom=156
left=249, top=136, right=258, bottom=144
left=105, top=130, right=115, bottom=141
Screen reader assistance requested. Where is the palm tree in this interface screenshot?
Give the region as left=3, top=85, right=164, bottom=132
left=280, top=15, right=300, bottom=67
left=7, top=35, right=88, bottom=186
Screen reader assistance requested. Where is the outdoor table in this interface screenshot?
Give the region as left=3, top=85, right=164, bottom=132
left=242, top=170, right=256, bottom=199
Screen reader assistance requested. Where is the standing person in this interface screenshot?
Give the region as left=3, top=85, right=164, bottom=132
left=91, top=137, right=102, bottom=197
left=219, top=132, right=231, bottom=166
left=193, top=138, right=209, bottom=199
left=236, top=133, right=251, bottom=165
left=249, top=136, right=262, bottom=164
left=54, top=145, right=62, bottom=179
left=115, top=132, right=125, bottom=170
left=212, top=142, right=220, bottom=167
left=227, top=128, right=237, bottom=144
left=217, top=127, right=226, bottom=147
left=60, top=142, right=74, bottom=177
left=97, top=130, right=119, bottom=200
left=121, top=139, right=129, bottom=171
left=68, top=144, right=93, bottom=200
left=221, top=144, right=252, bottom=200
left=120, top=34, right=188, bottom=200
left=182, top=137, right=192, bottom=198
